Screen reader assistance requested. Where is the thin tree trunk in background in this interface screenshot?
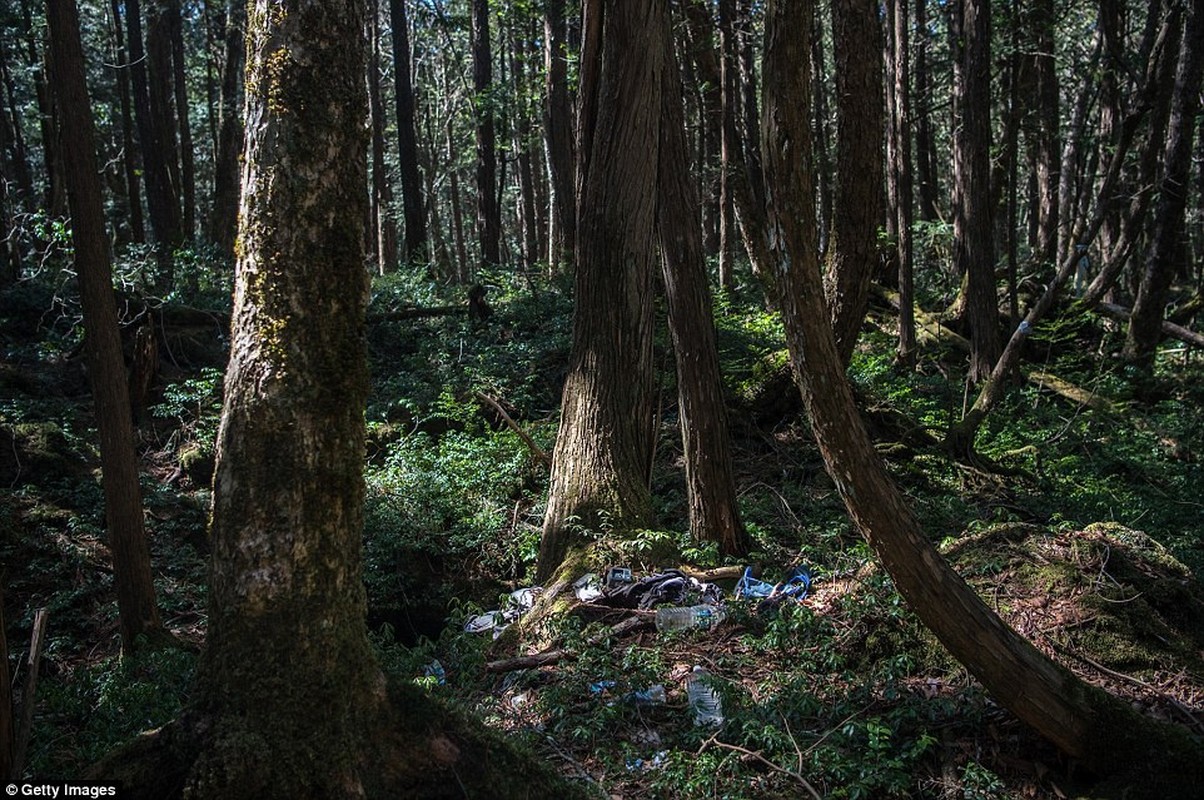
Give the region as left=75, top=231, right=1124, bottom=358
left=681, top=0, right=723, bottom=266
left=147, top=0, right=181, bottom=232
left=538, top=0, right=661, bottom=582
left=735, top=0, right=763, bottom=209
left=887, top=0, right=915, bottom=367
left=21, top=0, right=66, bottom=218
left=390, top=0, right=428, bottom=266
left=825, top=0, right=883, bottom=367
left=447, top=113, right=469, bottom=283
left=47, top=0, right=165, bottom=652
left=471, top=0, right=501, bottom=269
left=1057, top=34, right=1099, bottom=266
left=109, top=0, right=146, bottom=244
left=207, top=0, right=243, bottom=257
left=369, top=0, right=398, bottom=273
left=168, top=0, right=194, bottom=241
left=126, top=0, right=183, bottom=280
left=543, top=0, right=575, bottom=272
left=1027, top=0, right=1060, bottom=267
left=950, top=0, right=998, bottom=382
left=512, top=26, right=538, bottom=270
left=914, top=0, right=939, bottom=222
left=718, top=0, right=738, bottom=289
left=761, top=3, right=1204, bottom=783
left=809, top=21, right=831, bottom=256
left=657, top=8, right=749, bottom=558
left=1125, top=1, right=1204, bottom=369
left=0, top=37, right=34, bottom=207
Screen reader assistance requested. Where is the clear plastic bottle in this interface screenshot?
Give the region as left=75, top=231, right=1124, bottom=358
left=626, top=684, right=667, bottom=705
left=686, top=666, right=723, bottom=727
left=654, top=604, right=727, bottom=632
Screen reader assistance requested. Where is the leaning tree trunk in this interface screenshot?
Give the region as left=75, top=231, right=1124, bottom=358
left=761, top=2, right=1204, bottom=791
left=47, top=0, right=164, bottom=653
left=656, top=9, right=749, bottom=558
left=537, top=0, right=662, bottom=582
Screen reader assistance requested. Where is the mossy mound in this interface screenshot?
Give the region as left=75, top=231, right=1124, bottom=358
left=943, top=522, right=1204, bottom=710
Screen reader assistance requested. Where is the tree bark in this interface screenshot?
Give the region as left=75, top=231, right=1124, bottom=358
left=718, top=0, right=739, bottom=289
left=886, top=0, right=915, bottom=367
left=167, top=0, right=194, bottom=241
left=824, top=0, right=883, bottom=367
left=109, top=0, right=146, bottom=244
left=47, top=0, right=164, bottom=653
left=760, top=1, right=1204, bottom=787
left=190, top=0, right=385, bottom=791
left=913, top=0, right=939, bottom=222
left=657, top=8, right=749, bottom=558
left=390, top=0, right=428, bottom=266
left=538, top=0, right=662, bottom=582
left=471, top=0, right=501, bottom=269
left=950, top=0, right=999, bottom=382
left=1025, top=0, right=1060, bottom=268
left=1125, top=0, right=1204, bottom=369
left=543, top=0, right=575, bottom=272
left=369, top=0, right=398, bottom=273
left=207, top=0, right=243, bottom=257
left=126, top=0, right=183, bottom=279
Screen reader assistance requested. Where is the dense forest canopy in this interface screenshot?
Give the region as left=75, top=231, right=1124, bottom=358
left=2, top=0, right=1203, bottom=797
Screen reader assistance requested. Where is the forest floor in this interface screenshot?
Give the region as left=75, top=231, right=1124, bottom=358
left=2, top=269, right=1203, bottom=798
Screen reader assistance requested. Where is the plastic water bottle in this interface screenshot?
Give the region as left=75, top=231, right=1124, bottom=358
left=626, top=684, right=667, bottom=705
left=687, top=666, right=723, bottom=727
left=655, top=604, right=727, bottom=632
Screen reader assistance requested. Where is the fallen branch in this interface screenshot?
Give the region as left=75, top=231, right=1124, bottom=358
left=474, top=392, right=552, bottom=467
left=367, top=305, right=464, bottom=323
left=699, top=733, right=822, bottom=800
left=1095, top=302, right=1204, bottom=349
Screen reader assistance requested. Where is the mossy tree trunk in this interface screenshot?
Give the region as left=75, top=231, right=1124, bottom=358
left=656, top=12, right=749, bottom=559
left=537, top=0, right=662, bottom=582
left=48, top=0, right=164, bottom=653
left=206, top=0, right=243, bottom=257
left=761, top=0, right=1204, bottom=790
left=187, top=0, right=385, bottom=794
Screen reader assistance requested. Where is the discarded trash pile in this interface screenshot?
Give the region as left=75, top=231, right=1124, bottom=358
left=460, top=564, right=814, bottom=733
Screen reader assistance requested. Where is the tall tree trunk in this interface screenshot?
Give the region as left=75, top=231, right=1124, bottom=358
left=1027, top=0, right=1060, bottom=267
left=950, top=0, right=998, bottom=382
left=471, top=0, right=501, bottom=269
left=657, top=7, right=749, bottom=558
left=824, top=0, right=883, bottom=367
left=914, top=0, right=939, bottom=222
left=47, top=0, right=164, bottom=653
left=735, top=0, right=763, bottom=212
left=126, top=0, right=183, bottom=280
left=167, top=0, right=194, bottom=241
left=369, top=0, right=398, bottom=274
left=543, top=0, right=575, bottom=272
left=109, top=0, right=146, bottom=244
left=512, top=23, right=539, bottom=271
left=761, top=2, right=1204, bottom=787
left=1125, top=0, right=1204, bottom=369
left=809, top=20, right=832, bottom=256
left=191, top=0, right=384, bottom=790
left=886, top=0, right=915, bottom=367
left=207, top=0, right=243, bottom=257
left=20, top=0, right=66, bottom=218
left=717, top=0, right=738, bottom=290
left=390, top=0, right=428, bottom=266
left=538, top=0, right=662, bottom=582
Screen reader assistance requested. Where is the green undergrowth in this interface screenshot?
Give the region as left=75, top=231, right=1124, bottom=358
left=4, top=270, right=1203, bottom=797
